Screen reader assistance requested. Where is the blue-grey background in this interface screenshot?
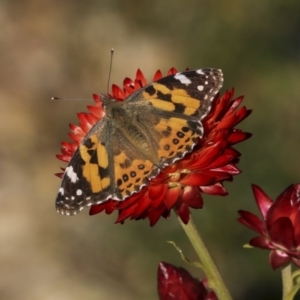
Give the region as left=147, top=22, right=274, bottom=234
left=1, top=1, right=300, bottom=299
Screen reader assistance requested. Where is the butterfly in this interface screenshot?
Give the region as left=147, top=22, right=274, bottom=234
left=56, top=68, right=223, bottom=215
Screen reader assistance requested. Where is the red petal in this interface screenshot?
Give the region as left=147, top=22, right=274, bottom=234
left=182, top=186, right=203, bottom=208
left=145, top=184, right=168, bottom=209
left=61, top=146, right=76, bottom=156
left=189, top=144, right=221, bottom=169
left=89, top=204, right=104, bottom=215
left=167, top=67, right=178, bottom=75
left=112, top=84, right=126, bottom=100
left=269, top=218, right=295, bottom=250
left=60, top=141, right=77, bottom=153
left=176, top=204, right=190, bottom=224
left=179, top=173, right=216, bottom=186
left=69, top=124, right=83, bottom=135
left=133, top=78, right=143, bottom=90
left=123, top=78, right=135, bottom=94
left=211, top=164, right=241, bottom=175
left=148, top=184, right=168, bottom=208
left=76, top=113, right=92, bottom=132
left=117, top=190, right=146, bottom=209
left=294, top=211, right=300, bottom=245
left=68, top=133, right=82, bottom=144
left=267, top=188, right=295, bottom=227
left=84, top=113, right=99, bottom=126
left=198, top=170, right=232, bottom=183
left=249, top=236, right=272, bottom=249
left=105, top=201, right=119, bottom=214
left=55, top=172, right=64, bottom=178
left=228, top=95, right=243, bottom=109
left=238, top=210, right=265, bottom=235
left=123, top=77, right=134, bottom=87
left=270, top=250, right=290, bottom=270
left=251, top=185, right=273, bottom=219
left=86, top=104, right=104, bottom=119
left=200, top=183, right=228, bottom=195
left=218, top=106, right=251, bottom=129
left=204, top=93, right=228, bottom=123
left=116, top=204, right=137, bottom=223
left=136, top=69, right=147, bottom=86
left=148, top=206, right=168, bottom=226
left=164, top=187, right=181, bottom=210
left=289, top=184, right=300, bottom=223
left=153, top=70, right=163, bottom=81
left=206, top=153, right=240, bottom=170
left=228, top=130, right=252, bottom=144
left=89, top=200, right=118, bottom=215
left=131, top=193, right=152, bottom=218
left=92, top=94, right=101, bottom=102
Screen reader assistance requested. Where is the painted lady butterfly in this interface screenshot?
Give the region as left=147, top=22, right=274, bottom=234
left=56, top=69, right=223, bottom=215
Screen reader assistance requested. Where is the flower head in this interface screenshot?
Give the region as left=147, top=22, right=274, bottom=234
left=238, top=184, right=300, bottom=269
left=157, top=262, right=218, bottom=300
left=57, top=68, right=251, bottom=225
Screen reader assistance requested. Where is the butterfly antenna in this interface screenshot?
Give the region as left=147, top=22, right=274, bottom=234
left=51, top=97, right=93, bottom=101
left=107, top=48, right=114, bottom=94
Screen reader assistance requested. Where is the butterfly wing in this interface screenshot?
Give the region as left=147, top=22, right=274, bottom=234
left=56, top=118, right=112, bottom=215
left=142, top=69, right=223, bottom=120
left=56, top=117, right=160, bottom=215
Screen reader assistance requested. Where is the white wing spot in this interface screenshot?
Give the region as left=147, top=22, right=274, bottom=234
left=65, top=166, right=79, bottom=183
left=174, top=73, right=192, bottom=85
left=58, top=187, right=64, bottom=195
left=205, top=81, right=208, bottom=85
left=76, top=189, right=83, bottom=196
left=71, top=196, right=75, bottom=200
left=197, top=85, right=204, bottom=91
left=196, top=69, right=205, bottom=75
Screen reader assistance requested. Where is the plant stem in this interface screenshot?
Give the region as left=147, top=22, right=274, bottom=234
left=178, top=214, right=232, bottom=300
left=282, top=264, right=292, bottom=299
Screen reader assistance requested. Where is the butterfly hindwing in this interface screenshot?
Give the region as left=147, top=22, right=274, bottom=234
left=56, top=123, right=159, bottom=215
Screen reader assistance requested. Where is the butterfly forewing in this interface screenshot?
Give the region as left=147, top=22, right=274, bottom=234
left=142, top=69, right=223, bottom=120
left=56, top=68, right=223, bottom=215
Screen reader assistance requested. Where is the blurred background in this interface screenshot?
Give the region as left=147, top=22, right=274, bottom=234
left=1, top=0, right=300, bottom=299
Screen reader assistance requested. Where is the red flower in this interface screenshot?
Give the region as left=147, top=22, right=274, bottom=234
left=238, top=184, right=300, bottom=269
left=157, top=262, right=218, bottom=300
left=57, top=68, right=251, bottom=225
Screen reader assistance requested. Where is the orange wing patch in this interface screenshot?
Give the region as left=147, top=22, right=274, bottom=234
left=154, top=117, right=198, bottom=160
left=143, top=83, right=202, bottom=116
left=79, top=135, right=110, bottom=194
left=114, top=152, right=154, bottom=198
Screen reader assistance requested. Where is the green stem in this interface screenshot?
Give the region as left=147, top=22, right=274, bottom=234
left=282, top=264, right=292, bottom=299
left=178, top=214, right=232, bottom=300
